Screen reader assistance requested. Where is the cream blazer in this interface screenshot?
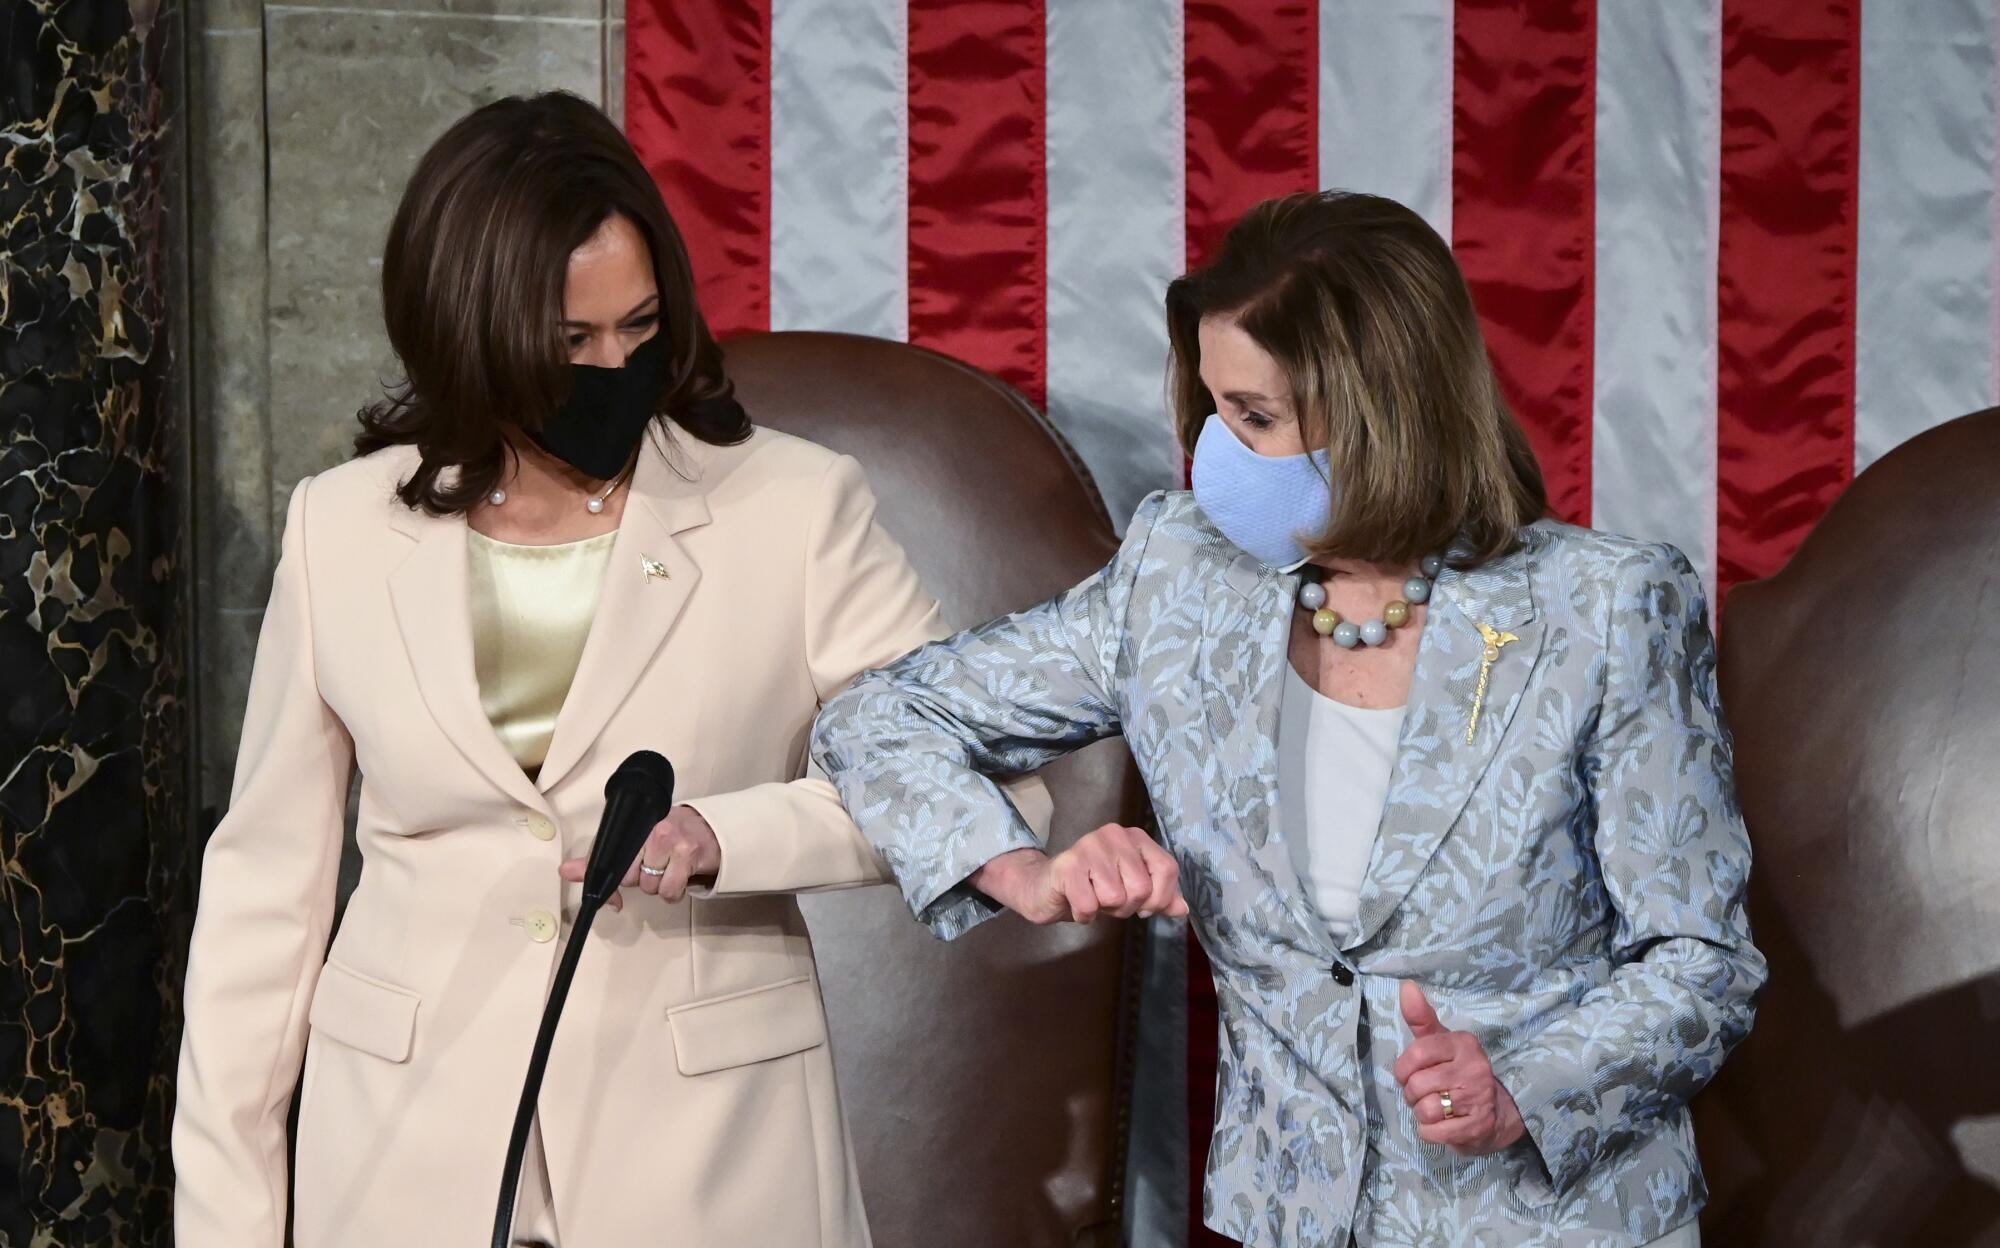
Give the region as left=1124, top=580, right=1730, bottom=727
left=174, top=426, right=959, bottom=1246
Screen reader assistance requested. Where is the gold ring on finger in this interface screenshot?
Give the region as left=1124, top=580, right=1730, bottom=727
left=1438, top=1090, right=1456, bottom=1119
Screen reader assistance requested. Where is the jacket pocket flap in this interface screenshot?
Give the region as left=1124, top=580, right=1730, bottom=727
left=309, top=959, right=420, bottom=1064
left=667, top=976, right=826, bottom=1076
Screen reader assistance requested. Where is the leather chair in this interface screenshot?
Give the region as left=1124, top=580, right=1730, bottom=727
left=721, top=331, right=1149, bottom=1248
left=1697, top=407, right=2000, bottom=1244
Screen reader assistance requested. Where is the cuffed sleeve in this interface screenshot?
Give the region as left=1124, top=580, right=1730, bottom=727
left=1491, top=544, right=1768, bottom=1193
left=810, top=492, right=1166, bottom=938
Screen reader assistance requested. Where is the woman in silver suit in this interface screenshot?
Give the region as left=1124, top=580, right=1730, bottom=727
left=811, top=192, right=1765, bottom=1247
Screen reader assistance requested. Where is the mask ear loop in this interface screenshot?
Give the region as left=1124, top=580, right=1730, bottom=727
left=1291, top=420, right=1338, bottom=571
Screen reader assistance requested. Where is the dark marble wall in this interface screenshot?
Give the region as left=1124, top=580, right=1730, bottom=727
left=0, top=0, right=190, bottom=1243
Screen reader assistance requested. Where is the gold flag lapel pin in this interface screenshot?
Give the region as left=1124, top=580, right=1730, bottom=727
left=1467, top=622, right=1520, bottom=744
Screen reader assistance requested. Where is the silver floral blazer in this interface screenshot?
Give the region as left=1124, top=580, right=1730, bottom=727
left=811, top=492, right=1766, bottom=1248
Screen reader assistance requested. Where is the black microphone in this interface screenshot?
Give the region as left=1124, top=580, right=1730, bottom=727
left=579, top=750, right=676, bottom=908
left=493, top=750, right=676, bottom=1248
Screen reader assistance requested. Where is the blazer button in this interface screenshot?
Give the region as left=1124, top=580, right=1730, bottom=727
left=524, top=911, right=559, bottom=944
left=526, top=814, right=556, bottom=842
left=1330, top=962, right=1355, bottom=987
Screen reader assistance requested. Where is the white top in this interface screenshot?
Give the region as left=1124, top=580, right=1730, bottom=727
left=1277, top=664, right=1406, bottom=943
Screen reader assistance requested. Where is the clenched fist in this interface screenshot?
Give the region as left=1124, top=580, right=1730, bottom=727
left=970, top=824, right=1189, bottom=925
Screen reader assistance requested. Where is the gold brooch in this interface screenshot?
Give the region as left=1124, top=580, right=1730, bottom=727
left=641, top=555, right=670, bottom=582
left=1467, top=622, right=1519, bottom=743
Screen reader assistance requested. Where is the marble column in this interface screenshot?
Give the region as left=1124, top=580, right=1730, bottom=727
left=0, top=0, right=191, bottom=1242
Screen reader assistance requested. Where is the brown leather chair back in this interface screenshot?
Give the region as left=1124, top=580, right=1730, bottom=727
left=721, top=331, right=1148, bottom=1248
left=1698, top=407, right=2000, bottom=1243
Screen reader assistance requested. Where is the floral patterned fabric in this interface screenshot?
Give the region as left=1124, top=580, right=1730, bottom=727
left=812, top=492, right=1765, bottom=1247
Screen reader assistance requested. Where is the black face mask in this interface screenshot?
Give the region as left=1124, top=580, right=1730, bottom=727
left=532, top=332, right=668, bottom=480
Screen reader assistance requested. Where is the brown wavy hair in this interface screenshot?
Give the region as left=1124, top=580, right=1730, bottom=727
left=1167, top=191, right=1546, bottom=568
left=355, top=91, right=749, bottom=513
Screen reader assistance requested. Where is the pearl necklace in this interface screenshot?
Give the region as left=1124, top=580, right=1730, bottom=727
left=1298, top=554, right=1443, bottom=649
left=487, top=477, right=622, bottom=515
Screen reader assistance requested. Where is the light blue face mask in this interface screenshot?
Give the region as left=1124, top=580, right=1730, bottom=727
left=1189, top=414, right=1334, bottom=570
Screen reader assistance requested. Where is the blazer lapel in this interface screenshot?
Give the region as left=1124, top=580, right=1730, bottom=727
left=1346, top=539, right=1545, bottom=949
left=386, top=510, right=547, bottom=812
left=535, top=430, right=709, bottom=792
left=1200, top=554, right=1343, bottom=961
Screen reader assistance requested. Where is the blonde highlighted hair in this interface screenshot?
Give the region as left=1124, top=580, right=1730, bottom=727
left=1167, top=191, right=1546, bottom=568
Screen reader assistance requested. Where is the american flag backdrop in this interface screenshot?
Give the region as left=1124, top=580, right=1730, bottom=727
left=622, top=1, right=2000, bottom=1242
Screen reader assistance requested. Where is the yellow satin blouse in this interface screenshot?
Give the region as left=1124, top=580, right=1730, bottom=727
left=467, top=528, right=617, bottom=775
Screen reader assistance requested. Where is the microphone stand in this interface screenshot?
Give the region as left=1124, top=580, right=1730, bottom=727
left=492, top=751, right=672, bottom=1248
left=491, top=898, right=603, bottom=1248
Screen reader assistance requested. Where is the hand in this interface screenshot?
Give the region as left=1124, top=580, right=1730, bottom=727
left=559, top=805, right=721, bottom=911
left=969, top=825, right=1189, bottom=926
left=1392, top=981, right=1528, bottom=1157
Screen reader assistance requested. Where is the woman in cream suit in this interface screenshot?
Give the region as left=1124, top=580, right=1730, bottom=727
left=174, top=92, right=936, bottom=1246
left=814, top=193, right=1767, bottom=1246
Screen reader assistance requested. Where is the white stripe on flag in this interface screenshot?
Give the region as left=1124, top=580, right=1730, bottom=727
left=1045, top=0, right=1185, bottom=530
left=1591, top=0, right=1723, bottom=598
left=769, top=0, right=907, bottom=337
left=1855, top=0, right=2000, bottom=470
left=1047, top=6, right=1187, bottom=1245
left=1318, top=0, right=1453, bottom=239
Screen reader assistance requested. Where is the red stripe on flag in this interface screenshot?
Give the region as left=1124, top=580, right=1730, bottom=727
left=624, top=0, right=772, bottom=337
left=906, top=1, right=1047, bottom=405
left=1183, top=5, right=1316, bottom=1243
left=1716, top=0, right=1860, bottom=597
left=1450, top=0, right=1597, bottom=527
left=1184, top=0, right=1318, bottom=267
